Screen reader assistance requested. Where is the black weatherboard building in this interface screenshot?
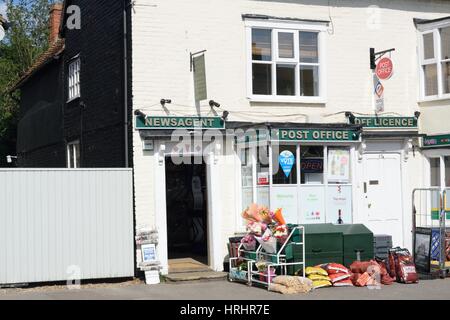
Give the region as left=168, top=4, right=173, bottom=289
left=12, top=0, right=133, bottom=168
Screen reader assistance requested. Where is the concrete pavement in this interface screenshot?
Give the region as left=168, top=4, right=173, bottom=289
left=0, top=278, right=449, bottom=300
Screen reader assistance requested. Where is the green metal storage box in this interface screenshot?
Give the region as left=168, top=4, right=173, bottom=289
left=300, top=224, right=344, bottom=267
left=333, top=224, right=374, bottom=266
left=302, top=224, right=344, bottom=254
left=306, top=252, right=344, bottom=267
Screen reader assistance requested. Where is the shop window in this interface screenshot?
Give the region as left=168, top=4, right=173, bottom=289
left=430, top=158, right=441, bottom=187
left=445, top=156, right=450, bottom=187
left=246, top=20, right=326, bottom=102
left=300, top=146, right=323, bottom=184
left=256, top=146, right=270, bottom=206
left=272, top=145, right=297, bottom=185
left=240, top=148, right=254, bottom=211
left=327, top=147, right=351, bottom=184
left=418, top=25, right=450, bottom=99
left=67, top=141, right=80, bottom=168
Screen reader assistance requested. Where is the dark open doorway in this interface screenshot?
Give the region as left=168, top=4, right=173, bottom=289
left=165, top=157, right=208, bottom=265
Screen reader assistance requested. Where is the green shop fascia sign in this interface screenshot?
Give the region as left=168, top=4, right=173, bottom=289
left=136, top=116, right=225, bottom=130
left=423, top=134, right=450, bottom=148
left=351, top=117, right=418, bottom=129
left=274, top=129, right=360, bottom=142
left=236, top=129, right=270, bottom=144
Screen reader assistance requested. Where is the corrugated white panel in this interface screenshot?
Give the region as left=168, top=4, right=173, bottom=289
left=0, top=169, right=134, bottom=285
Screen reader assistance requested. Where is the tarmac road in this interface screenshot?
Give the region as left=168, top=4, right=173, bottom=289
left=0, top=278, right=449, bottom=300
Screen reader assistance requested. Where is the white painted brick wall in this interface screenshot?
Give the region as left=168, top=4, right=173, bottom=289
left=131, top=0, right=450, bottom=266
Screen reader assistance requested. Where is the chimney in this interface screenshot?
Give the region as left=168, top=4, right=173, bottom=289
left=49, top=3, right=63, bottom=44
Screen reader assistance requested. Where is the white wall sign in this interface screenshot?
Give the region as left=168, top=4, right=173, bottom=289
left=299, top=186, right=326, bottom=224
left=326, top=185, right=352, bottom=224
left=141, top=244, right=157, bottom=263
left=373, top=74, right=384, bottom=113
left=270, top=186, right=298, bottom=224
left=328, top=149, right=350, bottom=182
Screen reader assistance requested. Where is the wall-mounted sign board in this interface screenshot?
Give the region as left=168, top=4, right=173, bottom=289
left=422, top=134, right=450, bottom=148
left=136, top=116, right=224, bottom=130
left=352, top=116, right=417, bottom=129
left=273, top=129, right=360, bottom=142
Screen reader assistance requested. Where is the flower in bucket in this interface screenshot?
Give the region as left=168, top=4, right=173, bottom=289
left=241, top=203, right=263, bottom=222
left=241, top=234, right=256, bottom=251
left=271, top=208, right=286, bottom=226
left=246, top=221, right=267, bottom=236
left=256, top=261, right=276, bottom=282
left=255, top=228, right=277, bottom=254
left=258, top=205, right=273, bottom=224
left=273, top=225, right=288, bottom=244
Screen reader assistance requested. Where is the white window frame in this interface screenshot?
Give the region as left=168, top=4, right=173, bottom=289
left=418, top=21, right=450, bottom=102
left=67, top=140, right=80, bottom=168
left=424, top=149, right=450, bottom=188
left=67, top=57, right=81, bottom=102
left=237, top=142, right=353, bottom=227
left=245, top=19, right=327, bottom=104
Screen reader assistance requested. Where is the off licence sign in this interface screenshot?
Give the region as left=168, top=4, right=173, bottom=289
left=376, top=57, right=393, bottom=80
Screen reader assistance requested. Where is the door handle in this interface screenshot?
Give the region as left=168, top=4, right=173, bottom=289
left=363, top=182, right=367, bottom=193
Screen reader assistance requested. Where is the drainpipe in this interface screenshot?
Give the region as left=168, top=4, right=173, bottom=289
left=123, top=0, right=130, bottom=168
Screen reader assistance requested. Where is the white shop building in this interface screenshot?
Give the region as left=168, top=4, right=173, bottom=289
left=130, top=0, right=449, bottom=273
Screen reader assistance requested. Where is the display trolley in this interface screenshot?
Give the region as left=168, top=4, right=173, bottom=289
left=412, top=188, right=449, bottom=278
left=228, top=225, right=305, bottom=289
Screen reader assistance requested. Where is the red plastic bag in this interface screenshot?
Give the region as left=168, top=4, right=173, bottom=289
left=394, top=249, right=418, bottom=284
left=381, top=274, right=395, bottom=285
left=388, top=248, right=398, bottom=278
left=323, top=263, right=350, bottom=274
left=329, top=272, right=351, bottom=283
left=350, top=272, right=361, bottom=286
left=333, top=279, right=353, bottom=287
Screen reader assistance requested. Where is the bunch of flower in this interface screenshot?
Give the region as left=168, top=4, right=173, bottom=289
left=241, top=234, right=257, bottom=251
left=273, top=224, right=289, bottom=244
left=242, top=204, right=289, bottom=253
left=246, top=221, right=267, bottom=236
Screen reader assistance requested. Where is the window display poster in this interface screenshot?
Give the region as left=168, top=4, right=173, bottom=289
left=328, top=149, right=350, bottom=182
left=299, top=186, right=325, bottom=224
left=279, top=150, right=295, bottom=178
left=256, top=186, right=270, bottom=208
left=270, top=186, right=298, bottom=224
left=241, top=186, right=253, bottom=210
left=326, top=185, right=352, bottom=224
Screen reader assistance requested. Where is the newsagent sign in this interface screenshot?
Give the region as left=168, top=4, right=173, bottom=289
left=274, top=129, right=360, bottom=142
left=136, top=116, right=225, bottom=129
left=352, top=117, right=417, bottom=129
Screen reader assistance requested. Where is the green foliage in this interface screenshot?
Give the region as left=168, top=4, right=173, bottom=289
left=0, top=0, right=55, bottom=166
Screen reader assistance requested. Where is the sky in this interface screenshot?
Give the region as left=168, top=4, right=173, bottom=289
left=0, top=1, right=7, bottom=18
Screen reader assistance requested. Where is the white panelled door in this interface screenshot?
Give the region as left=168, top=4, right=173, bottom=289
left=363, top=153, right=403, bottom=247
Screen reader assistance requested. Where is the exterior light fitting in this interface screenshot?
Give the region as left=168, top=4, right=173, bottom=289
left=134, top=109, right=146, bottom=118
left=345, top=111, right=356, bottom=124
left=414, top=111, right=421, bottom=119
left=222, top=111, right=229, bottom=121
left=160, top=99, right=172, bottom=106
left=209, top=100, right=221, bottom=108
left=6, top=155, right=17, bottom=163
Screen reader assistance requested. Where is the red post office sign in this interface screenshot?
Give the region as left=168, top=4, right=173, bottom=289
left=376, top=57, right=393, bottom=80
